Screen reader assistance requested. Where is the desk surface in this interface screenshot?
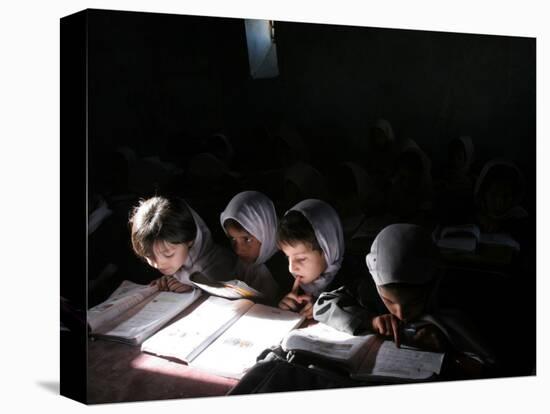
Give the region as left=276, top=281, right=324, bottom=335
left=87, top=338, right=238, bottom=404
left=87, top=295, right=240, bottom=404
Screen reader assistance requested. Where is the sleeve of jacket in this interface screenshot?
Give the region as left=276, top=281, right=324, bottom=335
left=312, top=284, right=377, bottom=335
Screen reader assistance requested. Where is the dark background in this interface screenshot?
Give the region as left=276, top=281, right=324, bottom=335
left=87, top=9, right=535, bottom=200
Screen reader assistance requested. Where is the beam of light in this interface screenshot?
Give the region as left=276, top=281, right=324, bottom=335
left=244, top=19, right=279, bottom=79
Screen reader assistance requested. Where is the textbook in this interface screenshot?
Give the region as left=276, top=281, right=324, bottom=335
left=281, top=323, right=445, bottom=381
left=87, top=280, right=202, bottom=345
left=434, top=224, right=520, bottom=263
left=435, top=224, right=481, bottom=252
left=188, top=272, right=263, bottom=300
left=141, top=295, right=305, bottom=379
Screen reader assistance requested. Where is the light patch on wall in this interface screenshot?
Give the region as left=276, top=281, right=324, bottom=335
left=244, top=19, right=279, bottom=79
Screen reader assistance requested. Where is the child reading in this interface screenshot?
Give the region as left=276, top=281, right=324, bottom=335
left=474, top=159, right=528, bottom=234
left=314, top=223, right=495, bottom=370
left=129, top=196, right=236, bottom=292
left=220, top=191, right=283, bottom=304
left=277, top=199, right=345, bottom=319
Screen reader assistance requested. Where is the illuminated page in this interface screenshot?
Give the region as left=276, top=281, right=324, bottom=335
left=191, top=304, right=305, bottom=379
left=189, top=272, right=263, bottom=300
left=355, top=340, right=444, bottom=380
left=141, top=296, right=255, bottom=363
left=94, top=288, right=202, bottom=345
left=281, top=323, right=369, bottom=363
left=88, top=280, right=158, bottom=332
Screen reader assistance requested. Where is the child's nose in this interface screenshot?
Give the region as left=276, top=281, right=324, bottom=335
left=394, top=305, right=404, bottom=321
left=154, top=256, right=169, bottom=268
left=289, top=259, right=299, bottom=273
left=235, top=241, right=247, bottom=255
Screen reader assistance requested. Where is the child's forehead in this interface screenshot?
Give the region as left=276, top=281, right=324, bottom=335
left=279, top=241, right=315, bottom=255
left=226, top=224, right=252, bottom=237
left=378, top=284, right=428, bottom=302
left=153, top=239, right=178, bottom=251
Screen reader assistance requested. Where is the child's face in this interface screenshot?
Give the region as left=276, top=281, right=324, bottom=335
left=226, top=225, right=261, bottom=264
left=448, top=142, right=466, bottom=170
left=377, top=285, right=428, bottom=323
left=280, top=242, right=327, bottom=285
left=484, top=180, right=515, bottom=217
left=144, top=240, right=191, bottom=276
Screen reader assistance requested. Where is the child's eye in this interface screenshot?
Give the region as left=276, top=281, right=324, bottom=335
left=245, top=237, right=252, bottom=243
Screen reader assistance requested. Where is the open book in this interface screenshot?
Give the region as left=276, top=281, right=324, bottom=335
left=435, top=224, right=481, bottom=252
left=282, top=323, right=445, bottom=382
left=188, top=272, right=263, bottom=300
left=434, top=224, right=520, bottom=261
left=87, top=280, right=202, bottom=345
left=141, top=295, right=305, bottom=379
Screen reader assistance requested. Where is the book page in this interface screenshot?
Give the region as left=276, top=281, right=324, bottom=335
left=479, top=233, right=520, bottom=250
left=281, top=322, right=368, bottom=363
left=437, top=237, right=477, bottom=252
left=357, top=340, right=444, bottom=380
left=94, top=288, right=202, bottom=345
left=189, top=272, right=262, bottom=299
left=141, top=296, right=255, bottom=362
left=190, top=304, right=304, bottom=379
left=87, top=281, right=158, bottom=332
left=440, top=224, right=480, bottom=240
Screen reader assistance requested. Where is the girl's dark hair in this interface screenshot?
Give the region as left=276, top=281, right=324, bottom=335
left=129, top=196, right=197, bottom=258
left=223, top=218, right=246, bottom=232
left=276, top=210, right=322, bottom=252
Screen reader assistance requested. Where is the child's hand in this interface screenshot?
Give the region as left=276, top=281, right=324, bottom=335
left=150, top=275, right=170, bottom=291
left=151, top=275, right=192, bottom=293
left=278, top=277, right=305, bottom=312
left=411, top=325, right=448, bottom=352
left=298, top=295, right=314, bottom=319
left=371, top=314, right=402, bottom=348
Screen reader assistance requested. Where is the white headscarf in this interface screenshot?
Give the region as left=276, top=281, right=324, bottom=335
left=374, top=118, right=396, bottom=144
left=174, top=202, right=234, bottom=284
left=220, top=191, right=278, bottom=265
left=366, top=223, right=440, bottom=287
left=395, top=138, right=433, bottom=210
left=286, top=199, right=345, bottom=296
left=457, top=135, right=475, bottom=172
left=341, top=161, right=376, bottom=208
left=474, top=159, right=527, bottom=220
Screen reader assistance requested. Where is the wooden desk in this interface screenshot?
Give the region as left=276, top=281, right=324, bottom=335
left=87, top=295, right=239, bottom=404
left=87, top=338, right=238, bottom=404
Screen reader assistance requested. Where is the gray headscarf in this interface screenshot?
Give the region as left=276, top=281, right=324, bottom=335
left=474, top=159, right=527, bottom=220
left=220, top=191, right=278, bottom=265
left=366, top=223, right=440, bottom=287
left=174, top=202, right=234, bottom=284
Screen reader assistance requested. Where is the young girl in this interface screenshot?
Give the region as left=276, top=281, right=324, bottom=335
left=435, top=136, right=476, bottom=224
left=220, top=191, right=283, bottom=304
left=277, top=199, right=345, bottom=319
left=129, top=195, right=236, bottom=292
left=387, top=139, right=434, bottom=224
left=314, top=223, right=495, bottom=372
left=474, top=159, right=528, bottom=234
